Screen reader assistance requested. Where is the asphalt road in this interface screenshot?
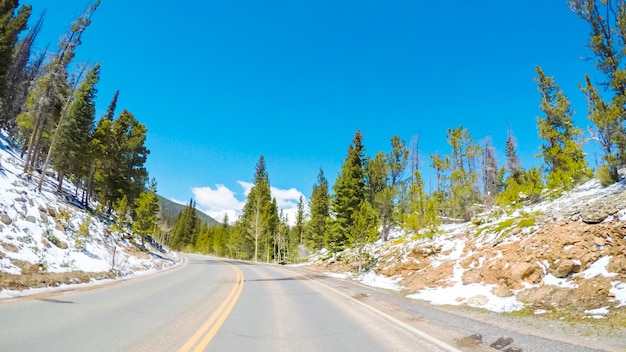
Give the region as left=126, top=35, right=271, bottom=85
left=0, top=254, right=456, bottom=352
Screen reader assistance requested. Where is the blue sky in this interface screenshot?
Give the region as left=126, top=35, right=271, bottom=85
left=25, top=0, right=598, bottom=222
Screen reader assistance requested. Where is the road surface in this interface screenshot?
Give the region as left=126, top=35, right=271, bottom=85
left=0, top=254, right=457, bottom=352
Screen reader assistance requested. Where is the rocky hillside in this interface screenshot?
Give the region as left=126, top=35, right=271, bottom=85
left=312, top=179, right=626, bottom=319
left=0, top=133, right=179, bottom=298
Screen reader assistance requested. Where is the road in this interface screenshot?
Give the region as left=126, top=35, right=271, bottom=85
left=0, top=254, right=458, bottom=352
left=0, top=254, right=616, bottom=352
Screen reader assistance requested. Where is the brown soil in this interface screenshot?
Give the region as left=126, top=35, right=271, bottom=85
left=0, top=260, right=115, bottom=292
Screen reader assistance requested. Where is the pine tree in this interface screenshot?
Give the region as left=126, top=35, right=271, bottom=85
left=91, top=110, right=149, bottom=211
left=0, top=10, right=42, bottom=131
left=327, top=130, right=368, bottom=252
left=482, top=137, right=502, bottom=206
left=169, top=199, right=199, bottom=250
left=445, top=126, right=481, bottom=220
left=305, top=168, right=329, bottom=250
left=113, top=195, right=129, bottom=232
left=239, top=156, right=273, bottom=261
left=51, top=63, right=100, bottom=191
left=20, top=1, right=99, bottom=175
left=570, top=0, right=626, bottom=182
left=132, top=178, right=160, bottom=245
left=349, top=201, right=378, bottom=271
left=535, top=66, right=590, bottom=191
left=365, top=136, right=409, bottom=241
left=403, top=170, right=440, bottom=237
left=0, top=0, right=31, bottom=94
left=505, top=124, right=522, bottom=179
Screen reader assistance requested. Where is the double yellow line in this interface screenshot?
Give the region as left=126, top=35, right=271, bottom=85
left=178, top=263, right=244, bottom=352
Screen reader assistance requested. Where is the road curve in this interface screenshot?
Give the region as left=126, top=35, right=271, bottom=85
left=0, top=254, right=452, bottom=352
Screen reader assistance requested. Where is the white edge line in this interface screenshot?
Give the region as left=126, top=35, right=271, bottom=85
left=310, top=277, right=464, bottom=352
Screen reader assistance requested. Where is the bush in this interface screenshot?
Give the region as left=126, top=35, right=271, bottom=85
left=596, top=165, right=617, bottom=187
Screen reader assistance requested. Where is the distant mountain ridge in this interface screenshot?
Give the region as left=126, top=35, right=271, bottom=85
left=157, top=195, right=219, bottom=227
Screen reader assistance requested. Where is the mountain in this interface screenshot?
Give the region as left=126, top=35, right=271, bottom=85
left=157, top=195, right=219, bottom=228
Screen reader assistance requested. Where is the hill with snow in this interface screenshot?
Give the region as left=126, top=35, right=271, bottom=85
left=309, top=178, right=626, bottom=321
left=0, top=132, right=179, bottom=299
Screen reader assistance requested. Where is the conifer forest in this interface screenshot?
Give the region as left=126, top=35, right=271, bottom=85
left=2, top=1, right=626, bottom=264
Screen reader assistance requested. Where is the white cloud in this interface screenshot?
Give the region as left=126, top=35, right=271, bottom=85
left=189, top=183, right=307, bottom=226
left=191, top=184, right=245, bottom=222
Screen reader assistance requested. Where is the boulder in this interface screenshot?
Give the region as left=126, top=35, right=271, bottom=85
left=47, top=206, right=56, bottom=217
left=581, top=191, right=626, bottom=224
left=461, top=268, right=482, bottom=284
left=467, top=295, right=489, bottom=306
left=508, top=262, right=542, bottom=284
left=25, top=215, right=36, bottom=223
left=490, top=336, right=513, bottom=350
left=552, top=259, right=577, bottom=278
left=0, top=214, right=11, bottom=225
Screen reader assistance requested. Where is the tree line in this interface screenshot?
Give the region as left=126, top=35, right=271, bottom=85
left=0, top=1, right=159, bottom=242
left=166, top=0, right=626, bottom=264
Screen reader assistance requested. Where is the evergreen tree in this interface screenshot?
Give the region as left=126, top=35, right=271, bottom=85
left=0, top=0, right=31, bottom=94
left=305, top=168, right=329, bottom=250
left=170, top=199, right=199, bottom=250
left=294, top=195, right=305, bottom=245
left=132, top=178, right=160, bottom=245
left=505, top=124, right=522, bottom=179
left=113, top=195, right=129, bottom=232
left=51, top=63, right=100, bottom=191
left=535, top=66, right=591, bottom=190
left=19, top=1, right=99, bottom=174
left=445, top=126, right=481, bottom=220
left=482, top=136, right=502, bottom=206
left=0, top=10, right=42, bottom=131
left=239, top=156, right=273, bottom=261
left=403, top=170, right=440, bottom=237
left=91, top=110, right=149, bottom=211
left=570, top=0, right=626, bottom=182
left=327, top=130, right=368, bottom=251
left=349, top=201, right=378, bottom=272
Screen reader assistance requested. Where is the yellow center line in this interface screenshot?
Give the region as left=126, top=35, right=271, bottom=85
left=178, top=262, right=244, bottom=352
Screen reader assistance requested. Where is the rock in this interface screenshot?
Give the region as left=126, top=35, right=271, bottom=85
left=581, top=192, right=626, bottom=224
left=25, top=215, right=36, bottom=223
left=47, top=206, right=56, bottom=217
left=608, top=256, right=626, bottom=273
left=492, top=285, right=513, bottom=297
left=509, top=262, right=542, bottom=284
left=41, top=237, right=51, bottom=248
left=509, top=227, right=522, bottom=236
left=37, top=205, right=46, bottom=212
left=467, top=295, right=489, bottom=306
left=490, top=336, right=514, bottom=350
left=50, top=237, right=68, bottom=249
left=504, top=347, right=523, bottom=352
left=468, top=334, right=482, bottom=343
left=55, top=222, right=65, bottom=233
left=39, top=211, right=48, bottom=224
left=553, top=259, right=576, bottom=278
left=14, top=197, right=26, bottom=203
left=461, top=268, right=482, bottom=284
left=0, top=214, right=11, bottom=225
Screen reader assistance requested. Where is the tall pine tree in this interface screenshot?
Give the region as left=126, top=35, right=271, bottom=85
left=327, top=130, right=369, bottom=251
left=535, top=66, right=590, bottom=190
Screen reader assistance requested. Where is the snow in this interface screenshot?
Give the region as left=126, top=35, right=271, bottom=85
left=0, top=131, right=180, bottom=298
left=317, top=176, right=626, bottom=316
left=325, top=270, right=403, bottom=292
left=581, top=256, right=616, bottom=279
left=407, top=283, right=525, bottom=313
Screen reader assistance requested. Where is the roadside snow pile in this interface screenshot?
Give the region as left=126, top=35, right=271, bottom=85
left=0, top=131, right=180, bottom=297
